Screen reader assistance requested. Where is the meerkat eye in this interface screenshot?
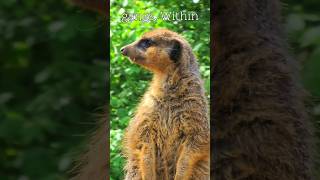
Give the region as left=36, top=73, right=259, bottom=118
left=138, top=39, right=153, bottom=49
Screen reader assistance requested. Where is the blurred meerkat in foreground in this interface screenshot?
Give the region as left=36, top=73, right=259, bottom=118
left=212, top=0, right=313, bottom=179
left=69, top=0, right=108, bottom=180
left=121, top=29, right=210, bottom=180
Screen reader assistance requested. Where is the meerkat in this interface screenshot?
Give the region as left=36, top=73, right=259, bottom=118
left=212, top=0, right=313, bottom=179
left=120, top=29, right=210, bottom=180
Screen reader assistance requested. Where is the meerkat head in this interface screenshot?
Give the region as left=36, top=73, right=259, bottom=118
left=120, top=29, right=193, bottom=74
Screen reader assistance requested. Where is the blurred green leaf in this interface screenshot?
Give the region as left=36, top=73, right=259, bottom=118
left=301, top=26, right=320, bottom=47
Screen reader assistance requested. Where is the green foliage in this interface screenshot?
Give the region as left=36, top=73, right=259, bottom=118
left=0, top=1, right=106, bottom=179
left=110, top=0, right=210, bottom=179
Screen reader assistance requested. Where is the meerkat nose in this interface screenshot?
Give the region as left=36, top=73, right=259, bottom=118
left=120, top=47, right=128, bottom=56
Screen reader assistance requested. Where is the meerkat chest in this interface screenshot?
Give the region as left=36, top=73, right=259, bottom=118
left=137, top=93, right=183, bottom=131
left=133, top=94, right=188, bottom=173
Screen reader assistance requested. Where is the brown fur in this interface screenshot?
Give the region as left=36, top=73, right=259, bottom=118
left=121, top=29, right=210, bottom=180
left=212, top=0, right=313, bottom=179
left=71, top=111, right=108, bottom=180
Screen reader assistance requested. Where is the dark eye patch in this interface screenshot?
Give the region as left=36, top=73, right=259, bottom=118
left=137, top=38, right=154, bottom=50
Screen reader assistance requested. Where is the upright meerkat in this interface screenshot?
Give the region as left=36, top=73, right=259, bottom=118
left=120, top=29, right=210, bottom=180
left=212, top=0, right=313, bottom=179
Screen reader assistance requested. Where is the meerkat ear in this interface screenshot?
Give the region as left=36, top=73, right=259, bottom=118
left=169, top=40, right=182, bottom=63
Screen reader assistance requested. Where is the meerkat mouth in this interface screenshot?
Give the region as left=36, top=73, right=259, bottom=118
left=128, top=56, right=137, bottom=63
left=129, top=56, right=144, bottom=63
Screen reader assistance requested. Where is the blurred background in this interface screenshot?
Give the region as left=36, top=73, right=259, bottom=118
left=283, top=0, right=320, bottom=177
left=110, top=0, right=210, bottom=179
left=0, top=0, right=319, bottom=180
left=0, top=1, right=106, bottom=180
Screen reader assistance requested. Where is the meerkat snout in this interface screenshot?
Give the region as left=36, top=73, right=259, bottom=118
left=120, top=46, right=128, bottom=56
